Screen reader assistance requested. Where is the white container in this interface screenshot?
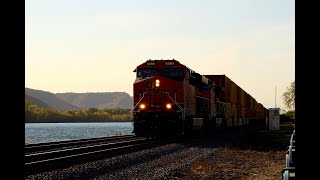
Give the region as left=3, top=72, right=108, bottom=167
left=268, top=108, right=280, bottom=130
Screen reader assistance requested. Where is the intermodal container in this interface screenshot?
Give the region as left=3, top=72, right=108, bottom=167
left=244, top=92, right=249, bottom=110
left=236, top=85, right=241, bottom=105
left=253, top=99, right=257, bottom=118
left=241, top=106, right=245, bottom=118
left=205, top=75, right=232, bottom=103
left=230, top=81, right=237, bottom=104
left=240, top=89, right=245, bottom=107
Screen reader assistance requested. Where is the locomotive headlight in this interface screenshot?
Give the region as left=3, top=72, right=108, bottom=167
left=166, top=103, right=172, bottom=109
left=139, top=104, right=146, bottom=109
left=155, top=79, right=160, bottom=87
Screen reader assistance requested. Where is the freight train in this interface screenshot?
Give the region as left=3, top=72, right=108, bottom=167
left=131, top=59, right=268, bottom=136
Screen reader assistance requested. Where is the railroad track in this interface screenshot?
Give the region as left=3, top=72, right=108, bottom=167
left=25, top=135, right=168, bottom=175
left=25, top=134, right=137, bottom=153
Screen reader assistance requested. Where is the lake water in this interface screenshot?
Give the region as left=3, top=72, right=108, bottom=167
left=25, top=122, right=134, bottom=144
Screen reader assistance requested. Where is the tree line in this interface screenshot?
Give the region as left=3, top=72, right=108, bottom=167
left=282, top=80, right=295, bottom=120
left=25, top=100, right=131, bottom=123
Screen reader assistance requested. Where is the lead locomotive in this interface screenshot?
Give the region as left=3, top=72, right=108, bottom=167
left=131, top=59, right=267, bottom=136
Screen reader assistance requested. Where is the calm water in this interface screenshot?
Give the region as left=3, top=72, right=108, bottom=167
left=25, top=122, right=133, bottom=144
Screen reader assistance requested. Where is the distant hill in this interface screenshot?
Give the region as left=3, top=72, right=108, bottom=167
left=25, top=88, right=79, bottom=110
left=25, top=88, right=133, bottom=110
left=56, top=92, right=133, bottom=109
left=25, top=94, right=50, bottom=109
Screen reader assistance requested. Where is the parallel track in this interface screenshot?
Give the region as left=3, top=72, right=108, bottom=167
left=25, top=134, right=136, bottom=153
left=25, top=136, right=167, bottom=175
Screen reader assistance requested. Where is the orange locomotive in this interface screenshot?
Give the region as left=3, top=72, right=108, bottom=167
left=131, top=59, right=267, bottom=136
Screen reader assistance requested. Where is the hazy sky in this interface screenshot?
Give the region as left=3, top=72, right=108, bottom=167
left=25, top=0, right=294, bottom=110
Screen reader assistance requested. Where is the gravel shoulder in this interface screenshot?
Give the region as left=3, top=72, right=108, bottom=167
left=26, top=127, right=293, bottom=180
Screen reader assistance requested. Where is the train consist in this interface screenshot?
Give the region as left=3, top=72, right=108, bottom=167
left=131, top=59, right=268, bottom=136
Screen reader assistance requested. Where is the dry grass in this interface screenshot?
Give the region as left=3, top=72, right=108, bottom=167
left=183, top=147, right=286, bottom=179
left=180, top=129, right=292, bottom=180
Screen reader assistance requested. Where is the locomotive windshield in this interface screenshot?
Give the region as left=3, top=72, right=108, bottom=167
left=137, top=68, right=158, bottom=79
left=160, top=68, right=184, bottom=81
left=137, top=67, right=184, bottom=80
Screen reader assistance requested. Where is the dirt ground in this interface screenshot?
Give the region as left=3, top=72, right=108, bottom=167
left=181, top=128, right=293, bottom=180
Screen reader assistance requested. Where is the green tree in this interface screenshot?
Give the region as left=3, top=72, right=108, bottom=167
left=25, top=100, right=131, bottom=122
left=282, top=81, right=295, bottom=111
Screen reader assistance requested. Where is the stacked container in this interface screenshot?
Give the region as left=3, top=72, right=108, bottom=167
left=205, top=74, right=267, bottom=127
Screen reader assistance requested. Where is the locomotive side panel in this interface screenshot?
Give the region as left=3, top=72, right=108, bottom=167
left=184, top=76, right=197, bottom=117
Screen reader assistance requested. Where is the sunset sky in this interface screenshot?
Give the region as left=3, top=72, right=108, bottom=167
left=25, top=0, right=294, bottom=111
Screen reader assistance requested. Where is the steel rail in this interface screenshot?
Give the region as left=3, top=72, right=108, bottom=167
left=25, top=134, right=136, bottom=153
left=25, top=137, right=161, bottom=175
